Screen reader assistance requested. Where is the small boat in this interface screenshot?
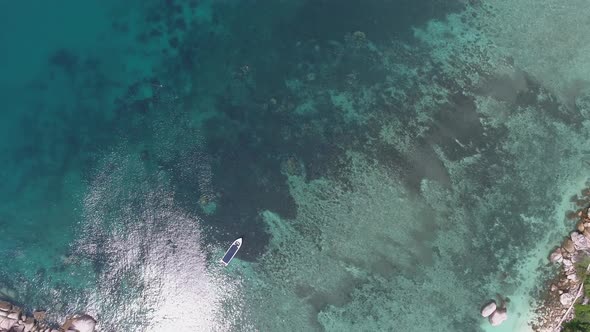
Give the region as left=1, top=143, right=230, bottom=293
left=220, top=238, right=242, bottom=266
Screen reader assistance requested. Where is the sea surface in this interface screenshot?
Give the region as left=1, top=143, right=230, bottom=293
left=1, top=1, right=590, bottom=331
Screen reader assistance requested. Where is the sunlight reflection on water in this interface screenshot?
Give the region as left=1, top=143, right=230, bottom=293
left=74, top=154, right=243, bottom=331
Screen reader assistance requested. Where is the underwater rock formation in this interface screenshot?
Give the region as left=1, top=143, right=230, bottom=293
left=62, top=314, right=97, bottom=332
left=0, top=300, right=96, bottom=332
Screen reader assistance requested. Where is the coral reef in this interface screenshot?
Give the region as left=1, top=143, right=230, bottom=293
left=4, top=0, right=590, bottom=330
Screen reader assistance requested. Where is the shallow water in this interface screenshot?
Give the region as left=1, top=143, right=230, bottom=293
left=1, top=1, right=590, bottom=331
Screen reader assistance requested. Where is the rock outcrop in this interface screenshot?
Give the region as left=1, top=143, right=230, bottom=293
left=533, top=205, right=590, bottom=331
left=563, top=239, right=575, bottom=253
left=0, top=300, right=96, bottom=332
left=550, top=248, right=563, bottom=263
left=489, top=308, right=508, bottom=326
left=480, top=297, right=507, bottom=327
left=481, top=301, right=497, bottom=317
left=571, top=232, right=590, bottom=250
left=560, top=293, right=575, bottom=306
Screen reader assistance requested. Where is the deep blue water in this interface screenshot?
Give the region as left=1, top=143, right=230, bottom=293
left=1, top=1, right=590, bottom=331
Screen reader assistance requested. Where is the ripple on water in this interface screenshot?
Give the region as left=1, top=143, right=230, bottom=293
left=75, top=153, right=245, bottom=331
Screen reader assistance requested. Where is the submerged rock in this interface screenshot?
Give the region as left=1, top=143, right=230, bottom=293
left=0, top=287, right=16, bottom=300
left=550, top=248, right=563, bottom=263
left=33, top=310, right=46, bottom=321
left=62, top=314, right=97, bottom=332
left=72, top=314, right=97, bottom=332
left=0, top=301, right=12, bottom=311
left=488, top=308, right=508, bottom=326
left=481, top=301, right=497, bottom=317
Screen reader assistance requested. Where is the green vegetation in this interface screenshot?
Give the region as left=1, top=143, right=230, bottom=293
left=563, top=274, right=590, bottom=332
left=562, top=301, right=590, bottom=332
left=563, top=319, right=590, bottom=332
left=574, top=304, right=590, bottom=324
left=576, top=257, right=590, bottom=282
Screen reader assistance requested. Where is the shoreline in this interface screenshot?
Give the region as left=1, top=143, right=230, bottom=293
left=0, top=300, right=95, bottom=332
left=533, top=206, right=590, bottom=331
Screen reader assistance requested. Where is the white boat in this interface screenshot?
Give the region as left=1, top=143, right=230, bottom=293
left=220, top=238, right=242, bottom=266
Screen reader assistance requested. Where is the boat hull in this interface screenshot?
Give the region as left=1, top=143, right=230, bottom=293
left=220, top=238, right=242, bottom=266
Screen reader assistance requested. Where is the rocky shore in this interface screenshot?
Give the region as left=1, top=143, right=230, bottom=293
left=533, top=207, right=590, bottom=331
left=0, top=300, right=95, bottom=332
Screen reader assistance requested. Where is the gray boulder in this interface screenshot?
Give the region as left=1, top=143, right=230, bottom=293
left=560, top=293, right=575, bottom=306
left=563, top=239, right=576, bottom=253
left=572, top=232, right=590, bottom=250
left=488, top=308, right=508, bottom=326
left=481, top=301, right=497, bottom=317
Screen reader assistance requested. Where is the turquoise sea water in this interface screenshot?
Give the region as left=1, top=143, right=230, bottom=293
left=2, top=1, right=590, bottom=331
